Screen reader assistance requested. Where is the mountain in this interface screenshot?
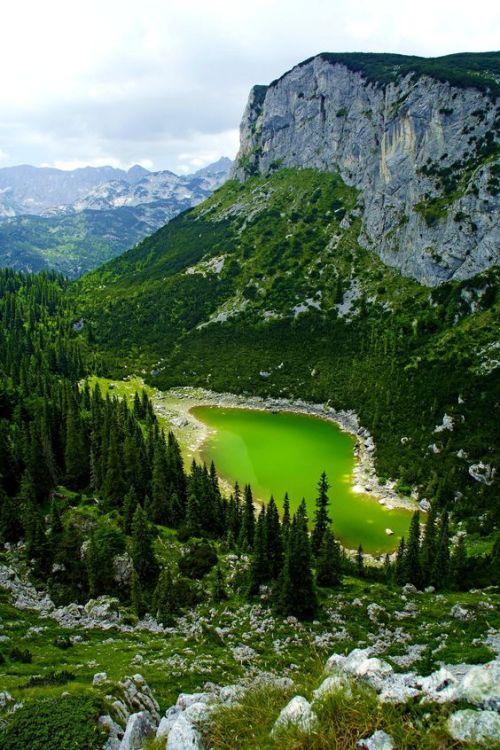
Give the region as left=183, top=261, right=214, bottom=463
left=77, top=52, right=499, bottom=529
left=232, top=52, right=500, bottom=285
left=0, top=163, right=148, bottom=216
left=0, top=158, right=232, bottom=276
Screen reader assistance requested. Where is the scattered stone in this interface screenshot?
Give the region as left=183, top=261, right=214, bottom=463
left=119, top=674, right=161, bottom=722
left=447, top=709, right=500, bottom=746
left=119, top=711, right=156, bottom=750
left=167, top=714, right=203, bottom=750
left=157, top=706, right=183, bottom=738
left=98, top=715, right=123, bottom=750
left=272, top=696, right=317, bottom=734
left=93, top=671, right=108, bottom=686
left=357, top=729, right=394, bottom=750
left=184, top=701, right=214, bottom=728
left=450, top=604, right=471, bottom=621
left=312, top=675, right=352, bottom=701
left=176, top=692, right=214, bottom=710
left=459, top=662, right=500, bottom=710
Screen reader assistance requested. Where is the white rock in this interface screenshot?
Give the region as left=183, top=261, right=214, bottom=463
left=184, top=701, right=214, bottom=727
left=447, top=709, right=500, bottom=745
left=157, top=706, right=183, bottom=738
left=93, top=671, right=108, bottom=686
left=119, top=711, right=156, bottom=750
left=312, top=675, right=352, bottom=701
left=176, top=692, right=213, bottom=710
left=357, top=729, right=394, bottom=750
left=167, top=714, right=203, bottom=750
left=419, top=668, right=459, bottom=703
left=459, top=662, right=500, bottom=709
left=450, top=604, right=471, bottom=621
left=272, top=696, right=317, bottom=734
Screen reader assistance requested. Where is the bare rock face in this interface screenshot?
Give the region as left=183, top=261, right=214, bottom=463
left=232, top=56, right=499, bottom=286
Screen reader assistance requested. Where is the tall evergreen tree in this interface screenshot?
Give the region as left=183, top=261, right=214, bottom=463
left=239, top=484, right=255, bottom=550
left=248, top=507, right=270, bottom=595
left=356, top=544, right=364, bottom=578
left=431, top=512, right=450, bottom=590
left=403, top=511, right=422, bottom=587
left=395, top=537, right=406, bottom=585
left=316, top=528, right=342, bottom=587
left=131, top=505, right=158, bottom=586
left=450, top=534, right=468, bottom=591
left=266, top=496, right=283, bottom=579
left=276, top=501, right=317, bottom=619
left=152, top=568, right=176, bottom=625
left=420, top=503, right=438, bottom=586
left=311, top=472, right=331, bottom=556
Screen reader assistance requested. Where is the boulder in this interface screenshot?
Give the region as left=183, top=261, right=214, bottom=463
left=119, top=711, right=156, bottom=750
left=166, top=714, right=204, bottom=750
left=98, top=715, right=123, bottom=750
left=418, top=667, right=459, bottom=703
left=312, top=675, right=352, bottom=701
left=447, top=709, right=500, bottom=745
left=157, top=706, right=183, bottom=738
left=357, top=729, right=394, bottom=750
left=0, top=691, right=14, bottom=710
left=219, top=684, right=246, bottom=706
left=84, top=596, right=121, bottom=621
left=272, top=696, right=317, bottom=734
left=459, top=662, right=500, bottom=710
left=184, top=701, right=214, bottom=728
left=120, top=674, right=161, bottom=722
left=93, top=671, right=108, bottom=686
left=176, top=692, right=214, bottom=710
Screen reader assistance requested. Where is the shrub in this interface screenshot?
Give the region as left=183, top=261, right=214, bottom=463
left=26, top=670, right=75, bottom=687
left=179, top=541, right=217, bottom=579
left=0, top=694, right=104, bottom=750
left=53, top=635, right=72, bottom=650
left=9, top=647, right=32, bottom=663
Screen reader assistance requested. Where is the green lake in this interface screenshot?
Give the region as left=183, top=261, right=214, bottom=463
left=191, top=406, right=413, bottom=554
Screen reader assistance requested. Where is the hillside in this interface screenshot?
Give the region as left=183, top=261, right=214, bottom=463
left=77, top=167, right=499, bottom=530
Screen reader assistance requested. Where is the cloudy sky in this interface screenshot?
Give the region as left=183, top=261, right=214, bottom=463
left=1, top=0, right=498, bottom=174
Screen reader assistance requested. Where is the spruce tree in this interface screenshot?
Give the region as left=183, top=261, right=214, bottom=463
left=131, top=505, right=158, bottom=586
left=239, top=484, right=255, bottom=550
left=266, top=496, right=283, bottom=579
left=395, top=537, right=406, bottom=585
left=248, top=508, right=270, bottom=595
left=356, top=544, right=364, bottom=578
left=186, top=494, right=201, bottom=537
left=152, top=568, right=176, bottom=625
left=420, top=503, right=438, bottom=587
left=431, top=512, right=450, bottom=590
left=131, top=569, right=144, bottom=617
left=450, top=534, right=468, bottom=591
left=282, top=493, right=291, bottom=545
left=212, top=565, right=227, bottom=603
left=311, top=472, right=331, bottom=556
left=316, top=528, right=342, bottom=587
left=404, top=511, right=421, bottom=587
left=123, top=486, right=138, bottom=535
left=276, top=501, right=317, bottom=619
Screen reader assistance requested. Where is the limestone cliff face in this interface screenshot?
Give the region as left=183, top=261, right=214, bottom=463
left=232, top=56, right=499, bottom=285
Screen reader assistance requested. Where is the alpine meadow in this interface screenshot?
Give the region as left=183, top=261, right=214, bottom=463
left=0, top=42, right=499, bottom=750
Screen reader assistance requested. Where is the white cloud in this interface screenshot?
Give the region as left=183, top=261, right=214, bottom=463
left=0, top=0, right=498, bottom=171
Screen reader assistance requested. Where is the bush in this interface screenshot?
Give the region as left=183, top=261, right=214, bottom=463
left=53, top=635, right=72, bottom=650
left=9, top=647, right=32, bottom=663
left=26, top=670, right=75, bottom=687
left=179, top=541, right=217, bottom=579
left=0, top=694, right=104, bottom=750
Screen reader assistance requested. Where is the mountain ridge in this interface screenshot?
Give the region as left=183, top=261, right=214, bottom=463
left=232, top=51, right=499, bottom=285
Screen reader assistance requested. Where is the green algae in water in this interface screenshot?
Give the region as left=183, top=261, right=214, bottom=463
left=191, top=406, right=413, bottom=554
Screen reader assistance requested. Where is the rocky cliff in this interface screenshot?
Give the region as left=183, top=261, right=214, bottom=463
left=232, top=53, right=500, bottom=285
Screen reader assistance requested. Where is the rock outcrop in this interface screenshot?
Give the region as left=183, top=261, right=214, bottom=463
left=232, top=54, right=499, bottom=285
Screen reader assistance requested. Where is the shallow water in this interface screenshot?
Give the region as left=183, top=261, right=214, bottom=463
left=191, top=406, right=413, bottom=554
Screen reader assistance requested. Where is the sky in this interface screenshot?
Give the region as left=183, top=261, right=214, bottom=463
left=0, top=0, right=498, bottom=175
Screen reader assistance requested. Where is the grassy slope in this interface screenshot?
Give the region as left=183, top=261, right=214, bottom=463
left=76, top=169, right=499, bottom=529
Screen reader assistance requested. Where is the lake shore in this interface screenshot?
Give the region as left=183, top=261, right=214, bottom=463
left=150, top=385, right=419, bottom=518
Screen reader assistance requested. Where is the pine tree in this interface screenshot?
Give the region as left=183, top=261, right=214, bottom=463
left=431, top=512, right=450, bottom=590
left=131, top=505, right=158, bottom=586
left=403, top=511, right=421, bottom=587
left=282, top=493, right=291, bottom=545
left=64, top=405, right=88, bottom=488
left=212, top=565, right=227, bottom=603
left=86, top=534, right=99, bottom=598
left=420, top=503, right=438, bottom=586
left=276, top=501, right=317, bottom=619
left=131, top=569, right=144, bottom=617
left=102, top=427, right=126, bottom=508
left=356, top=544, right=364, bottom=578
left=248, top=507, right=270, bottom=595
left=239, top=484, right=255, bottom=550
left=265, top=496, right=283, bottom=579
left=395, top=538, right=406, bottom=585
left=186, top=494, right=201, bottom=537
left=123, top=486, right=138, bottom=535
left=450, top=534, right=468, bottom=591
left=316, top=528, right=342, bottom=587
left=311, top=472, right=331, bottom=556
left=152, top=568, right=176, bottom=625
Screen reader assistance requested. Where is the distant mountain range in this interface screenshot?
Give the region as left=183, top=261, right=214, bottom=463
left=0, top=157, right=232, bottom=277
